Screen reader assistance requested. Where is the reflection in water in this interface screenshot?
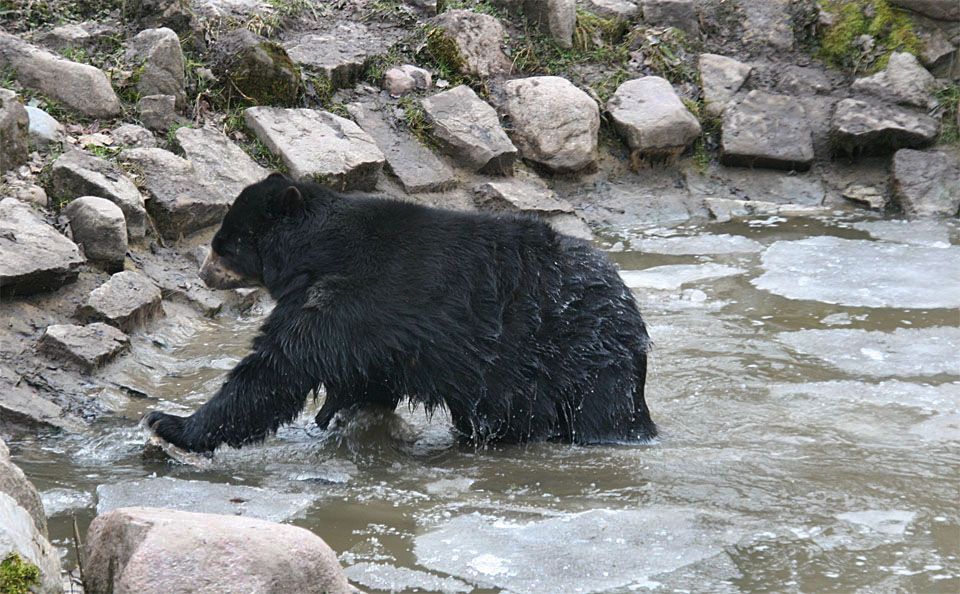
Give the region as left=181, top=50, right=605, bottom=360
left=10, top=215, right=960, bottom=593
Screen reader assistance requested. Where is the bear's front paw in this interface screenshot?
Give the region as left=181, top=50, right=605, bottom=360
left=144, top=411, right=212, bottom=454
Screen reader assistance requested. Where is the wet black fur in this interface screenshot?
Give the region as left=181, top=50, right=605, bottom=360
left=145, top=175, right=656, bottom=452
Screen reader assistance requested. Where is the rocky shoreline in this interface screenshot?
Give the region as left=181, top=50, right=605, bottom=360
left=0, top=0, right=958, bottom=592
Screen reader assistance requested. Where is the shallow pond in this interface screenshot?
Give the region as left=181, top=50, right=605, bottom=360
left=8, top=214, right=960, bottom=593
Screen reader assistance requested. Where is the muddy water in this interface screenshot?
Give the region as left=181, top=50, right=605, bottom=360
left=8, top=215, right=960, bottom=593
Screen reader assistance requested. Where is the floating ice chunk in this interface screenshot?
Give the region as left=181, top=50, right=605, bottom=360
left=630, top=234, right=764, bottom=255
left=852, top=220, right=953, bottom=248
left=753, top=237, right=960, bottom=308
left=41, top=488, right=94, bottom=517
left=779, top=327, right=960, bottom=377
left=343, top=562, right=472, bottom=593
left=620, top=264, right=746, bottom=290
left=96, top=477, right=317, bottom=522
left=837, top=510, right=916, bottom=535
left=414, top=507, right=740, bottom=593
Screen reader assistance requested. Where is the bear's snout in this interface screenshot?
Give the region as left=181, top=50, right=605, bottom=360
left=199, top=249, right=259, bottom=290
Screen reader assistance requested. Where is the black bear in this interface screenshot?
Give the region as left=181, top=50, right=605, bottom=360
left=145, top=173, right=656, bottom=452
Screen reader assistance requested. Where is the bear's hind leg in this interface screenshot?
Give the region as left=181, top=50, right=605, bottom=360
left=315, top=376, right=402, bottom=429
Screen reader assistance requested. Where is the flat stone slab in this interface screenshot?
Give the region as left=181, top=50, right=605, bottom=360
left=473, top=179, right=574, bottom=214
left=420, top=85, right=517, bottom=173
left=76, top=271, right=163, bottom=332
left=284, top=22, right=404, bottom=88
left=721, top=90, right=814, bottom=171
left=50, top=150, right=148, bottom=239
left=0, top=197, right=83, bottom=297
left=39, top=322, right=130, bottom=373
left=346, top=102, right=455, bottom=193
left=244, top=107, right=384, bottom=191
left=830, top=98, right=939, bottom=156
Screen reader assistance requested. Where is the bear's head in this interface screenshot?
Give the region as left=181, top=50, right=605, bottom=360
left=200, top=172, right=304, bottom=290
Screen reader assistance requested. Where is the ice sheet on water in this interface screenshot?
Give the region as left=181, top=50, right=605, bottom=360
left=627, top=233, right=765, bottom=255
left=753, top=237, right=960, bottom=308
left=414, top=507, right=741, bottom=593
left=769, top=380, right=960, bottom=443
left=40, top=488, right=94, bottom=517
left=837, top=510, right=916, bottom=535
left=342, top=563, right=472, bottom=593
left=779, top=327, right=960, bottom=378
left=96, top=476, right=317, bottom=522
left=619, top=264, right=746, bottom=291
left=852, top=220, right=953, bottom=247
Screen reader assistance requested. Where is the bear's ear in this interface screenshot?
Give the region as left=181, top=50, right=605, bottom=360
left=267, top=171, right=287, bottom=180
left=274, top=185, right=304, bottom=217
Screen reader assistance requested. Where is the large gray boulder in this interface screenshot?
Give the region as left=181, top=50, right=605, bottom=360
left=430, top=10, right=512, bottom=77
left=698, top=54, right=751, bottom=116
left=0, top=438, right=48, bottom=539
left=0, top=89, right=28, bottom=173
left=0, top=439, right=60, bottom=594
left=346, top=102, right=456, bottom=193
left=125, top=27, right=186, bottom=108
left=607, top=76, right=701, bottom=163
left=830, top=98, right=939, bottom=156
left=851, top=52, right=936, bottom=108
left=503, top=76, right=600, bottom=173
left=891, top=149, right=960, bottom=218
left=211, top=29, right=300, bottom=106
left=85, top=507, right=353, bottom=594
left=76, top=271, right=163, bottom=333
left=0, top=31, right=120, bottom=118
left=0, top=493, right=61, bottom=594
left=420, top=85, right=517, bottom=173
left=62, top=196, right=128, bottom=271
left=50, top=150, right=148, bottom=239
left=244, top=107, right=385, bottom=191
left=721, top=90, right=814, bottom=171
left=0, top=198, right=83, bottom=297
